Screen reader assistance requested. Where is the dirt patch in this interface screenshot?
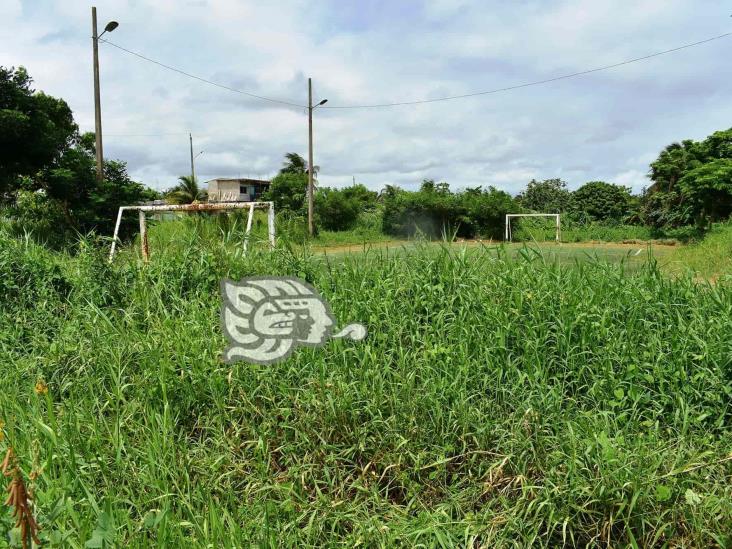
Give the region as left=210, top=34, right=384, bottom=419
left=314, top=239, right=676, bottom=255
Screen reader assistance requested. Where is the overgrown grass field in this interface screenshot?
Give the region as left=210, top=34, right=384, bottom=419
left=0, top=219, right=731, bottom=547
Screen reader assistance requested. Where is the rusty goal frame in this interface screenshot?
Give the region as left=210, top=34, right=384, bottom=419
left=108, top=201, right=275, bottom=262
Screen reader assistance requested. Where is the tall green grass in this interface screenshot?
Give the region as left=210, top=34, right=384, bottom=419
left=510, top=217, right=655, bottom=243
left=0, top=223, right=730, bottom=546
left=666, top=221, right=732, bottom=281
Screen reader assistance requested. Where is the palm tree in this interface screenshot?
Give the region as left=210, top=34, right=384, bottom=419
left=279, top=152, right=319, bottom=179
left=167, top=175, right=207, bottom=204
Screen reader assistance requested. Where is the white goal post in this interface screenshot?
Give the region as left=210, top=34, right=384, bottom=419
left=505, top=213, right=561, bottom=242
left=108, top=201, right=275, bottom=263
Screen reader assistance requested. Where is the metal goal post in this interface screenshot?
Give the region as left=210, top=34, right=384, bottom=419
left=108, top=201, right=275, bottom=263
left=505, top=213, right=561, bottom=242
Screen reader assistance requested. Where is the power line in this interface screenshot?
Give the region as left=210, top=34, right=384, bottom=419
left=100, top=31, right=732, bottom=111
left=322, top=31, right=732, bottom=109
left=99, top=38, right=306, bottom=108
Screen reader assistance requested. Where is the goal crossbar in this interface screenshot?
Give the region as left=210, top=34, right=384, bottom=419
left=108, top=201, right=275, bottom=263
left=505, top=213, right=561, bottom=242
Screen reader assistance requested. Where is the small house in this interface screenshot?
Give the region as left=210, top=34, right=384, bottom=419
left=206, top=178, right=270, bottom=203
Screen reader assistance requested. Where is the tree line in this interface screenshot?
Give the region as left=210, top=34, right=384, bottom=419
left=2, top=65, right=731, bottom=246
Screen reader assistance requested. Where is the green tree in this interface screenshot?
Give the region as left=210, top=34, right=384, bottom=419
left=314, top=188, right=361, bottom=231
left=0, top=66, right=77, bottom=199
left=572, top=181, right=632, bottom=222
left=642, top=127, right=732, bottom=228
left=0, top=66, right=156, bottom=242
left=677, top=159, right=732, bottom=226
left=264, top=172, right=307, bottom=213
left=7, top=131, right=156, bottom=242
left=166, top=175, right=206, bottom=204
left=517, top=178, right=571, bottom=213
left=382, top=183, right=516, bottom=239
left=648, top=140, right=702, bottom=193
left=341, top=184, right=377, bottom=211
left=280, top=152, right=319, bottom=178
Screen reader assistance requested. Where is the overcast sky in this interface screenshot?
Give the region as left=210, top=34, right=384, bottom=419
left=2, top=0, right=730, bottom=193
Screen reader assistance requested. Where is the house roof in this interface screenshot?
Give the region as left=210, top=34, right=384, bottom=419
left=205, top=177, right=270, bottom=185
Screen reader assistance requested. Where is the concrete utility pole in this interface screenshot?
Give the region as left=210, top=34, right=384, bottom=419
left=189, top=133, right=195, bottom=182
left=307, top=78, right=328, bottom=236
left=92, top=7, right=103, bottom=183
left=91, top=7, right=118, bottom=183
left=307, top=78, right=314, bottom=236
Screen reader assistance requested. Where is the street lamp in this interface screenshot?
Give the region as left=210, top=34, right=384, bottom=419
left=308, top=78, right=327, bottom=236
left=189, top=133, right=205, bottom=182
left=192, top=150, right=204, bottom=181
left=92, top=7, right=118, bottom=183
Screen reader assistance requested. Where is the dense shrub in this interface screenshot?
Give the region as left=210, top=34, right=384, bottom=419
left=516, top=178, right=572, bottom=213
left=314, top=184, right=377, bottom=231
left=382, top=181, right=516, bottom=239
left=263, top=172, right=307, bottom=213
left=571, top=181, right=632, bottom=222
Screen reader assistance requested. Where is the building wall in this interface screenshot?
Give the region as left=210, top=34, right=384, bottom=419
left=208, top=180, right=247, bottom=202
left=207, top=179, right=269, bottom=202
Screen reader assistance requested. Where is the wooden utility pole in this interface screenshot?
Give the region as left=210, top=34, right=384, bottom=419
left=307, top=78, right=314, bottom=236
left=189, top=133, right=195, bottom=182
left=92, top=7, right=104, bottom=183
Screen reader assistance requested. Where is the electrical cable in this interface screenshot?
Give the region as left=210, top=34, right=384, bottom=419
left=99, top=38, right=306, bottom=108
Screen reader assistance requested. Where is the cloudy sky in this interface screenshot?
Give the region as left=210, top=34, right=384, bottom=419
left=2, top=0, right=730, bottom=193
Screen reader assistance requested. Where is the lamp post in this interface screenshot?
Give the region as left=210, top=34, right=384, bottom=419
left=307, top=77, right=327, bottom=236
left=189, top=133, right=204, bottom=182
left=92, top=7, right=119, bottom=183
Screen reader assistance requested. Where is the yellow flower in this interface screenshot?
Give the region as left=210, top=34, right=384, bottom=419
left=34, top=381, right=48, bottom=396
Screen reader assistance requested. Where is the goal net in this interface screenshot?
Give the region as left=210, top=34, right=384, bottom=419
left=108, top=201, right=275, bottom=262
left=505, top=214, right=561, bottom=242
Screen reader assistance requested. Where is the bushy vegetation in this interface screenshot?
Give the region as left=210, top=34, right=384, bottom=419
left=643, top=129, right=732, bottom=229
left=381, top=180, right=515, bottom=239
left=1, top=221, right=731, bottom=546
left=667, top=220, right=732, bottom=280
left=0, top=67, right=158, bottom=245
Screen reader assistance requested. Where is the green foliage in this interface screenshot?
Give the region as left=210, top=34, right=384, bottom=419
left=279, top=152, right=308, bottom=175
left=1, top=189, right=73, bottom=248
left=279, top=152, right=318, bottom=179
left=572, top=181, right=632, bottom=222
left=517, top=178, right=572, bottom=213
left=340, top=183, right=377, bottom=210
left=264, top=172, right=307, bottom=213
left=382, top=181, right=516, bottom=239
left=461, top=185, right=516, bottom=239
left=648, top=139, right=703, bottom=193
left=314, top=184, right=379, bottom=232
left=0, top=66, right=77, bottom=198
left=314, top=188, right=361, bottom=231
left=1, top=222, right=731, bottom=545
left=667, top=220, right=732, bottom=279
left=677, top=159, right=732, bottom=226
left=643, top=128, right=732, bottom=230
left=1, top=66, right=157, bottom=243
left=166, top=175, right=207, bottom=205
left=314, top=210, right=388, bottom=246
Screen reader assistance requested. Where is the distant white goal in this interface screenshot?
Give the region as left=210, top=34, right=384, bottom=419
left=108, top=201, right=275, bottom=263
left=505, top=213, right=561, bottom=242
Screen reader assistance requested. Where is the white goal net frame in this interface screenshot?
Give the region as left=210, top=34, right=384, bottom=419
left=108, top=201, right=275, bottom=263
left=505, top=213, right=561, bottom=242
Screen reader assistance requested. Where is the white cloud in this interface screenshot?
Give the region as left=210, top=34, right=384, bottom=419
left=1, top=0, right=730, bottom=196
